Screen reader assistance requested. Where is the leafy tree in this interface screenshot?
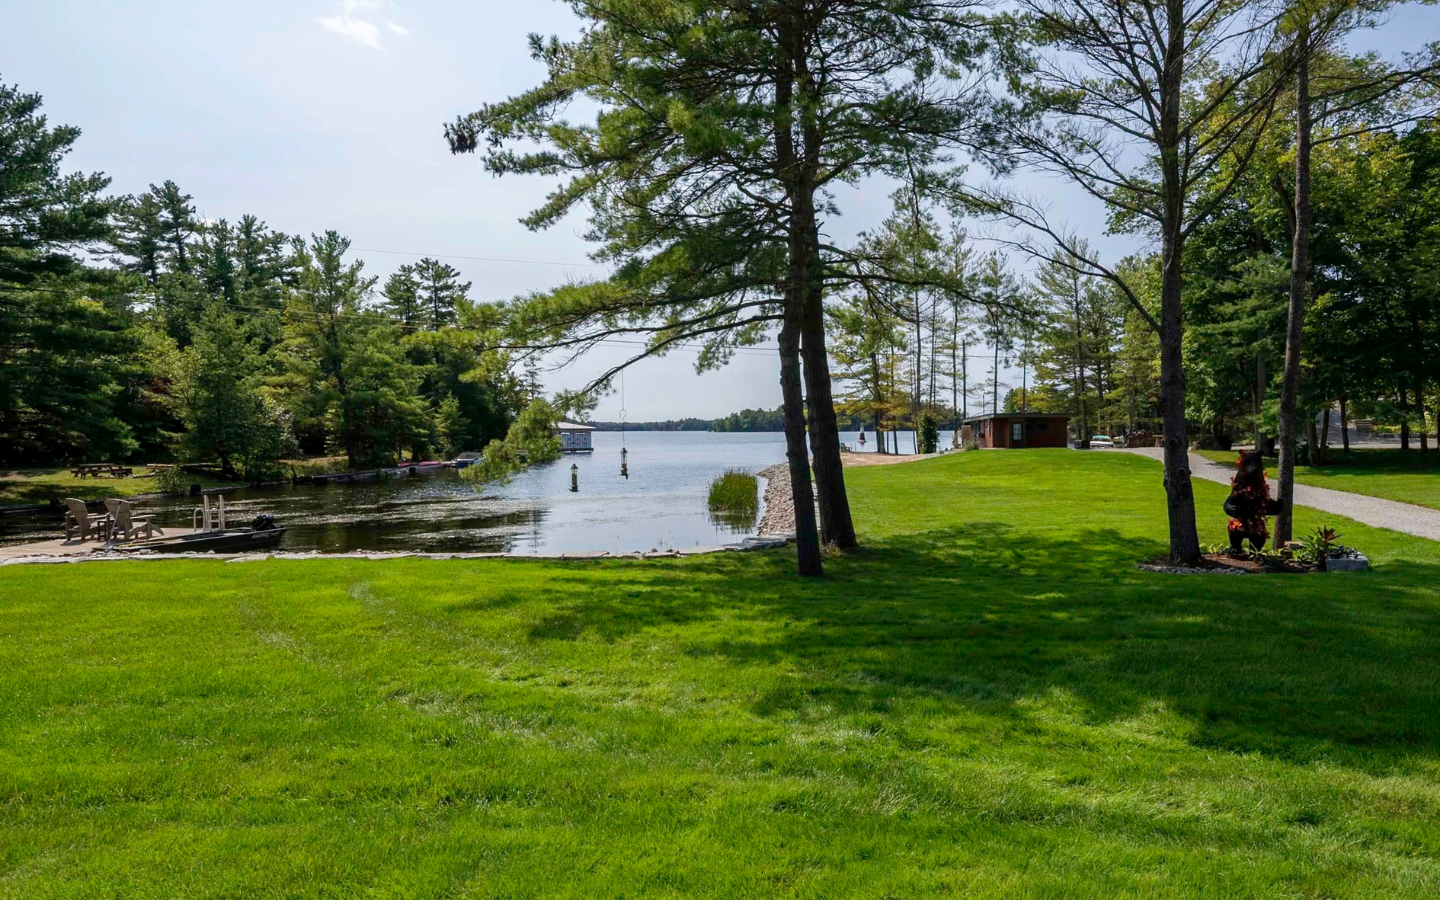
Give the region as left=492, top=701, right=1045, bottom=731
left=1031, top=240, right=1118, bottom=446
left=1268, top=5, right=1439, bottom=541
left=828, top=286, right=909, bottom=453
left=984, top=0, right=1293, bottom=564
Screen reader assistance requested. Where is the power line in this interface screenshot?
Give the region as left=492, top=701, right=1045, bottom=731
left=354, top=247, right=607, bottom=269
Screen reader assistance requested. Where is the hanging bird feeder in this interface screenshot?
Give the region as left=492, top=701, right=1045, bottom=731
left=619, top=370, right=630, bottom=479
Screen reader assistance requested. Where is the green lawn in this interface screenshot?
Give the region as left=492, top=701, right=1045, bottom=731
left=1196, top=448, right=1440, bottom=510
left=3, top=451, right=1440, bottom=898
left=0, top=467, right=230, bottom=508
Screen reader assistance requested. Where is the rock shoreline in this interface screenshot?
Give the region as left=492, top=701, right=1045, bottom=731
left=757, top=463, right=795, bottom=537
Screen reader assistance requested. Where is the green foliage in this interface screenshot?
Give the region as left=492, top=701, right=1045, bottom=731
left=0, top=77, right=136, bottom=465
left=459, top=398, right=561, bottom=487
left=173, top=303, right=293, bottom=481
left=152, top=463, right=191, bottom=496
left=1296, top=525, right=1343, bottom=566
left=711, top=407, right=787, bottom=432
left=919, top=414, right=939, bottom=454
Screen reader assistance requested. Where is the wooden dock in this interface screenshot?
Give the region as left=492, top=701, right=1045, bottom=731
left=0, top=529, right=204, bottom=563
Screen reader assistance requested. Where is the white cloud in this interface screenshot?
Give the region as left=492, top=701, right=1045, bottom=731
left=316, top=1, right=409, bottom=49
left=320, top=14, right=381, bottom=48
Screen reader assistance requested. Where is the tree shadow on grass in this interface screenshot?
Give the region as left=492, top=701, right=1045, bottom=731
left=517, top=523, right=1440, bottom=767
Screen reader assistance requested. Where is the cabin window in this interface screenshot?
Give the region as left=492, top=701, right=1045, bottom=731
left=1011, top=422, right=1023, bottom=443
left=1036, top=421, right=1048, bottom=431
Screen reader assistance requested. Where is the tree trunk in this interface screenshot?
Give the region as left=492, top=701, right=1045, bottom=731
left=1340, top=390, right=1350, bottom=451
left=1418, top=374, right=1429, bottom=453
left=1319, top=405, right=1330, bottom=464
left=1400, top=382, right=1411, bottom=450
left=802, top=279, right=858, bottom=549
left=1274, top=31, right=1311, bottom=547
left=992, top=343, right=1000, bottom=415
left=961, top=340, right=968, bottom=423
left=772, top=10, right=821, bottom=576
left=1253, top=351, right=1266, bottom=450
left=779, top=310, right=823, bottom=576
left=1158, top=12, right=1201, bottom=566
left=951, top=326, right=959, bottom=447
left=1075, top=290, right=1090, bottom=449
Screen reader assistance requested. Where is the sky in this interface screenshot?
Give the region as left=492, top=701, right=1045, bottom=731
left=4, top=1, right=1437, bottom=420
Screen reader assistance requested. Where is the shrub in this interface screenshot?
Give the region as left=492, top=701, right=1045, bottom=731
left=153, top=465, right=191, bottom=496
left=920, top=415, right=939, bottom=454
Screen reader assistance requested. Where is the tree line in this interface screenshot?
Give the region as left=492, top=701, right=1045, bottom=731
left=1, top=80, right=530, bottom=480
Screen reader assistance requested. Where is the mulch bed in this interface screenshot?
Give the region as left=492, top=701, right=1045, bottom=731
left=1139, top=553, right=1318, bottom=575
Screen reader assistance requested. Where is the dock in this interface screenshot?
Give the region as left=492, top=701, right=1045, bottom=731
left=0, top=529, right=202, bottom=563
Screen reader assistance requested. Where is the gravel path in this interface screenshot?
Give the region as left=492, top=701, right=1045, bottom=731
left=1118, top=447, right=1440, bottom=542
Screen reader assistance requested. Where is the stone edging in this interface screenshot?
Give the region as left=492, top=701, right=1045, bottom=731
left=756, top=464, right=796, bottom=536
left=0, top=535, right=797, bottom=567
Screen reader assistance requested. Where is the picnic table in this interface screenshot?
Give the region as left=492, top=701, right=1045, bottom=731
left=70, top=464, right=134, bottom=478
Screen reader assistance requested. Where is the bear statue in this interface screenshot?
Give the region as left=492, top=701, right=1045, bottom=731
left=1223, top=450, right=1284, bottom=553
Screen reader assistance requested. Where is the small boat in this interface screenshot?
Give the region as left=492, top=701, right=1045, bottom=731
left=126, top=526, right=287, bottom=554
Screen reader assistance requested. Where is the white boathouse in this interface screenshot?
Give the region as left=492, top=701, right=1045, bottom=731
left=555, top=421, right=595, bottom=453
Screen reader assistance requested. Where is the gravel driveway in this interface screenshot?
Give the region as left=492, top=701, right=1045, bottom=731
left=1118, top=447, right=1440, bottom=543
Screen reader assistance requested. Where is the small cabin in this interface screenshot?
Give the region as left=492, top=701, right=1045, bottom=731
left=555, top=421, right=595, bottom=453
left=963, top=413, right=1071, bottom=449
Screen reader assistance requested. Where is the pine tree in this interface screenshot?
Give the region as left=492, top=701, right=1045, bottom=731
left=450, top=0, right=996, bottom=574
left=174, top=303, right=292, bottom=480
left=412, top=257, right=470, bottom=329
left=0, top=77, right=129, bottom=464
left=382, top=263, right=423, bottom=328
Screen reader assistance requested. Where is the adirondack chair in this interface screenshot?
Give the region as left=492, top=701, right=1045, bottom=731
left=106, top=499, right=159, bottom=542
left=64, top=498, right=107, bottom=541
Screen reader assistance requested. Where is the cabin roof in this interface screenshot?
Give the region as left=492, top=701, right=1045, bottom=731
left=962, top=412, right=1070, bottom=423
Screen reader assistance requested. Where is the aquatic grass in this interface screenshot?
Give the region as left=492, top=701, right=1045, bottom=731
left=707, top=468, right=758, bottom=531
left=3, top=450, right=1440, bottom=897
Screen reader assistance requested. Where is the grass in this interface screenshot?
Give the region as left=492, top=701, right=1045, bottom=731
left=3, top=450, right=1440, bottom=897
left=707, top=468, right=759, bottom=530
left=0, top=467, right=230, bottom=508
left=1196, top=447, right=1440, bottom=510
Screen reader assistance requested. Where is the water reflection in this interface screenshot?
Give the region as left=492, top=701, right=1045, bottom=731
left=0, top=432, right=793, bottom=554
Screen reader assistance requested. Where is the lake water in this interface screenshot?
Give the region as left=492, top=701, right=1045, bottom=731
left=0, top=430, right=950, bottom=554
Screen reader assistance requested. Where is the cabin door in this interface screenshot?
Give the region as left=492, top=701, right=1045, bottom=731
left=1011, top=421, right=1024, bottom=447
